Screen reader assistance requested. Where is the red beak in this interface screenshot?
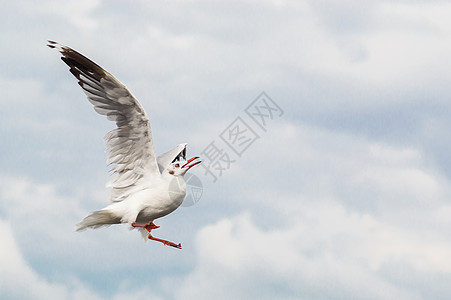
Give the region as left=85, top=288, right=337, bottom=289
left=182, top=156, right=201, bottom=169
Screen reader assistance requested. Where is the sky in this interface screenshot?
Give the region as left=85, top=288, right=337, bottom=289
left=2, top=0, right=451, bottom=299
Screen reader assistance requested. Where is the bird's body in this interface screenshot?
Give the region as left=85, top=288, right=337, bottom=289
left=76, top=175, right=185, bottom=229
left=48, top=41, right=200, bottom=248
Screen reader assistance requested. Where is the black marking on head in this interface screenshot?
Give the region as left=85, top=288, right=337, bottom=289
left=169, top=170, right=175, bottom=175
left=171, top=146, right=187, bottom=163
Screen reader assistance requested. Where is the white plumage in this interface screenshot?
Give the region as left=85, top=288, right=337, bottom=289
left=48, top=41, right=201, bottom=249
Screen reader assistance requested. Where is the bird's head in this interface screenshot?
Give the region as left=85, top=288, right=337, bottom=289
left=167, top=156, right=201, bottom=176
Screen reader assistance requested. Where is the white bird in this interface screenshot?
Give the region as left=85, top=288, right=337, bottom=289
left=48, top=41, right=201, bottom=249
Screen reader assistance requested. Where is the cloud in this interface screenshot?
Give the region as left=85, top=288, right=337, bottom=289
left=177, top=199, right=451, bottom=299
left=0, top=219, right=103, bottom=300
left=179, top=119, right=451, bottom=298
left=176, top=212, right=416, bottom=299
left=2, top=0, right=451, bottom=299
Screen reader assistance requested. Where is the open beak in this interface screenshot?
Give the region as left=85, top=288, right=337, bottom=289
left=182, top=156, right=201, bottom=169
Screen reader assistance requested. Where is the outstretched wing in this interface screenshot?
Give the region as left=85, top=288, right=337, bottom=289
left=48, top=41, right=159, bottom=202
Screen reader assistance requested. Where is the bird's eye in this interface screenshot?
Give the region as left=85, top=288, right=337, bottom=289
left=174, top=163, right=180, bottom=168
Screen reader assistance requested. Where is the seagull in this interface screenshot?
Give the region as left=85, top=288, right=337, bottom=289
left=48, top=40, right=201, bottom=249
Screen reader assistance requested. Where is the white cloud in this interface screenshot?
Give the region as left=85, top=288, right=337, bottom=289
left=0, top=219, right=103, bottom=300
left=176, top=212, right=427, bottom=299
left=177, top=120, right=451, bottom=299
left=176, top=190, right=451, bottom=299
left=30, top=0, right=101, bottom=31
left=300, top=1, right=451, bottom=105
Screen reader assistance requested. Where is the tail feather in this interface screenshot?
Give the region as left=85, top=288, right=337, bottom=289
left=75, top=209, right=121, bottom=231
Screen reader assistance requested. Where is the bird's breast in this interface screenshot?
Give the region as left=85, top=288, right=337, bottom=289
left=134, top=177, right=187, bottom=222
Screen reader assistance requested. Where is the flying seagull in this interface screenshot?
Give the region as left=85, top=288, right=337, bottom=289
left=48, top=40, right=201, bottom=249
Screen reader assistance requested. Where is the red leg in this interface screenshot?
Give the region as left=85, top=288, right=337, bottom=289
left=131, top=222, right=182, bottom=249
left=148, top=233, right=182, bottom=249
left=132, top=221, right=159, bottom=231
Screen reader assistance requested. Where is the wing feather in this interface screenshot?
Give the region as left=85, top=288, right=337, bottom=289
left=48, top=41, right=159, bottom=202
